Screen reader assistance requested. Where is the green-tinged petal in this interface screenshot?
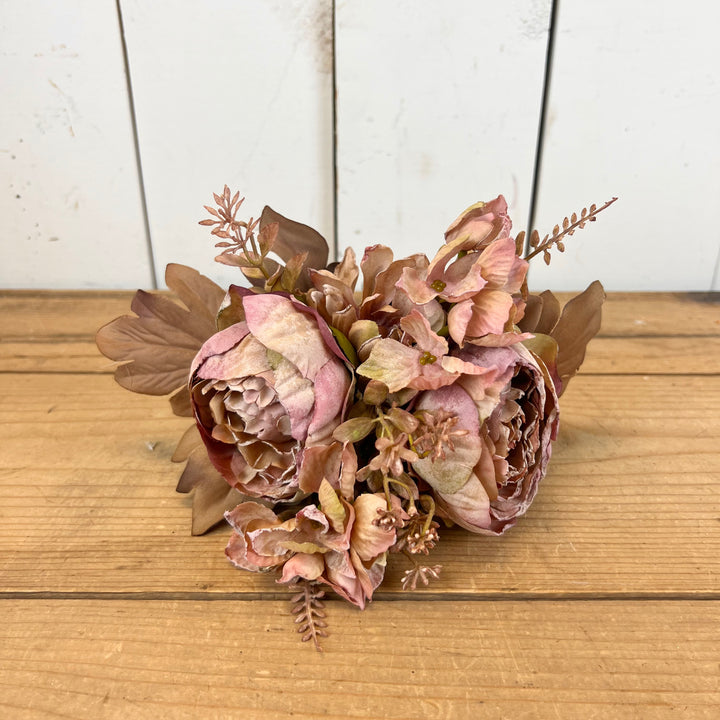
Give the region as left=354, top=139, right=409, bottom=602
left=318, top=478, right=347, bottom=533
left=356, top=338, right=419, bottom=393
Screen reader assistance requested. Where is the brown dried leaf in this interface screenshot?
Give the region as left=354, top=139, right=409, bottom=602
left=165, top=263, right=225, bottom=329
left=169, top=386, right=193, bottom=417
left=550, top=280, right=605, bottom=395
left=279, top=251, right=309, bottom=293
left=96, top=264, right=223, bottom=397
left=171, top=424, right=243, bottom=535
left=535, top=290, right=562, bottom=334
left=259, top=206, right=329, bottom=287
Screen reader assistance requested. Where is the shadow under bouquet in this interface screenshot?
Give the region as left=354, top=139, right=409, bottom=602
left=97, top=188, right=614, bottom=649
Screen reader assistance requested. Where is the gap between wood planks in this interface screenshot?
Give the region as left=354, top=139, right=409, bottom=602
left=3, top=591, right=720, bottom=602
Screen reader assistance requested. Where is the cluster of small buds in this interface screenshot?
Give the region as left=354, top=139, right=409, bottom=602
left=401, top=564, right=442, bottom=591
left=405, top=524, right=440, bottom=555
left=413, top=410, right=468, bottom=462
left=373, top=506, right=406, bottom=532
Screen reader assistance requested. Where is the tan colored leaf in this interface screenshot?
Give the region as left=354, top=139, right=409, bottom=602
left=191, top=475, right=244, bottom=535
left=334, top=246, right=359, bottom=290
left=96, top=264, right=224, bottom=396
left=169, top=386, right=193, bottom=417
left=171, top=424, right=242, bottom=535
left=551, top=280, right=605, bottom=394
left=280, top=251, right=310, bottom=293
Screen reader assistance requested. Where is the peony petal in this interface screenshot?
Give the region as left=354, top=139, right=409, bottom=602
left=190, top=322, right=250, bottom=377
left=412, top=384, right=483, bottom=494
left=434, top=475, right=492, bottom=533
left=243, top=294, right=333, bottom=380
left=306, top=358, right=351, bottom=442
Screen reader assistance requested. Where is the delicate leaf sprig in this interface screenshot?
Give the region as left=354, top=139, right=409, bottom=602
left=523, top=197, right=618, bottom=265
left=199, top=185, right=279, bottom=284
left=289, top=579, right=328, bottom=652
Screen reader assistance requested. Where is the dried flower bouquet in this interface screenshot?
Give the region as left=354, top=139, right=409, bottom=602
left=97, top=189, right=615, bottom=649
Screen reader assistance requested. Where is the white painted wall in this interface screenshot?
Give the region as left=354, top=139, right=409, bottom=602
left=530, top=1, right=720, bottom=292
left=0, top=0, right=150, bottom=289
left=335, top=0, right=551, bottom=264
left=1, top=1, right=719, bottom=291
left=119, top=0, right=335, bottom=290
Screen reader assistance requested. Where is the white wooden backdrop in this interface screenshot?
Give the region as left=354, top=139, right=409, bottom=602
left=2, top=0, right=719, bottom=291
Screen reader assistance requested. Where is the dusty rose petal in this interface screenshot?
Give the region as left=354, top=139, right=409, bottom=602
left=412, top=384, right=483, bottom=494
left=435, top=475, right=492, bottom=533
left=462, top=290, right=514, bottom=337
left=395, top=265, right=438, bottom=304
left=356, top=338, right=420, bottom=393
left=243, top=294, right=333, bottom=379
left=350, top=494, right=397, bottom=561
left=279, top=552, right=325, bottom=583
left=400, top=310, right=448, bottom=358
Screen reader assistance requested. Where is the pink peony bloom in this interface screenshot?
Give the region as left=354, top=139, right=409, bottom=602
left=225, top=484, right=398, bottom=608
left=412, top=343, right=558, bottom=535
left=189, top=293, right=352, bottom=501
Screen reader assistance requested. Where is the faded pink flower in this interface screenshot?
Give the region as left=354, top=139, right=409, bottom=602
left=356, top=310, right=490, bottom=392
left=225, top=483, right=398, bottom=608
left=395, top=201, right=528, bottom=346
left=190, top=293, right=352, bottom=501
left=412, top=343, right=558, bottom=535
left=444, top=195, right=513, bottom=246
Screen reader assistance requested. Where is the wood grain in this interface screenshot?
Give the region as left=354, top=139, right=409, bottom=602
left=1, top=373, right=717, bottom=596
left=1, top=600, right=717, bottom=720
left=1, top=291, right=719, bottom=718
left=2, top=293, right=719, bottom=375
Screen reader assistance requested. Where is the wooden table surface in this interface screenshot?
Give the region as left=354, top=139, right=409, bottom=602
left=1, top=291, right=719, bottom=719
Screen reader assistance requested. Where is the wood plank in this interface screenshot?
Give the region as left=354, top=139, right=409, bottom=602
left=335, top=0, right=551, bottom=261
left=3, top=291, right=718, bottom=343
left=0, top=2, right=151, bottom=289
left=529, top=3, right=720, bottom=292
left=559, top=292, right=720, bottom=338
left=1, top=600, right=717, bottom=719
left=118, top=0, right=335, bottom=288
left=3, top=336, right=720, bottom=376
left=1, top=373, right=718, bottom=596
left=3, top=292, right=719, bottom=375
